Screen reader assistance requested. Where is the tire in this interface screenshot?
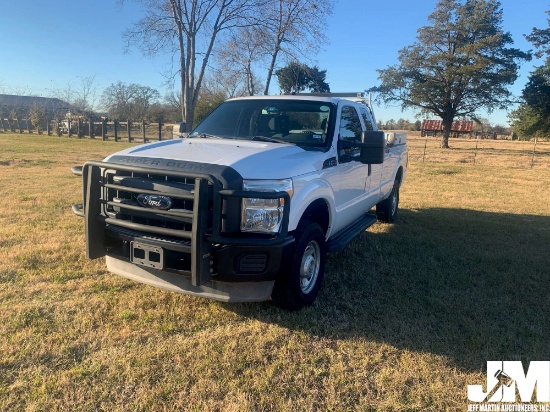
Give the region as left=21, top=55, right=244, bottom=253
left=376, top=179, right=400, bottom=223
left=271, top=220, right=326, bottom=311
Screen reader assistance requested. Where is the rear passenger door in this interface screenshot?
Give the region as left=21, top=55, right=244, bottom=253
left=360, top=107, right=382, bottom=194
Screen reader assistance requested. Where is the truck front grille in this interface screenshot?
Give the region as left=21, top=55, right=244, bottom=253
left=102, top=169, right=213, bottom=238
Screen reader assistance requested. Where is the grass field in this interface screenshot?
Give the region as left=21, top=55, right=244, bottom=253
left=1, top=133, right=549, bottom=411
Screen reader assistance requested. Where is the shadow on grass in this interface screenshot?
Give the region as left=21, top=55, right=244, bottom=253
left=227, top=208, right=550, bottom=372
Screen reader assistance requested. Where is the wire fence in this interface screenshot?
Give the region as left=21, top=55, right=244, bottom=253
left=407, top=135, right=550, bottom=170
left=1, top=124, right=548, bottom=169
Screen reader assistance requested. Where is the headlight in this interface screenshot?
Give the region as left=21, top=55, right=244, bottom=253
left=241, top=179, right=293, bottom=233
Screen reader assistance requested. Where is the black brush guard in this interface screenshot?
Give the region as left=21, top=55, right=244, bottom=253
left=72, top=161, right=290, bottom=287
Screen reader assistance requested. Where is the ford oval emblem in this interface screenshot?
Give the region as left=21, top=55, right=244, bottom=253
left=136, top=194, right=173, bottom=210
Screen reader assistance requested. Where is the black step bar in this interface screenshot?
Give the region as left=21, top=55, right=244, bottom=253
left=326, top=213, right=377, bottom=253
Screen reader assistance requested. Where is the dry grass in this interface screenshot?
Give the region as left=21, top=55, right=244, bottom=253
left=1, top=133, right=549, bottom=411
left=407, top=133, right=550, bottom=169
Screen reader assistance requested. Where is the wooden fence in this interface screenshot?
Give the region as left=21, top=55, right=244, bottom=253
left=0, top=117, right=172, bottom=142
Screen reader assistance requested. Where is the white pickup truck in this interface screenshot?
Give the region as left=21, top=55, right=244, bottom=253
left=73, top=93, right=407, bottom=310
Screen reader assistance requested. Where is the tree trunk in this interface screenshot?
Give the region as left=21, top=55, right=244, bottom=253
left=441, top=117, right=453, bottom=148
left=177, top=29, right=186, bottom=128
left=247, top=61, right=255, bottom=95
left=264, top=47, right=280, bottom=95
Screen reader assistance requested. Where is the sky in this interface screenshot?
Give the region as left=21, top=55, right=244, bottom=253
left=1, top=0, right=548, bottom=126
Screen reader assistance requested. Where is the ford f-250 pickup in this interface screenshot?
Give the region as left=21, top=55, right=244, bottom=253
left=72, top=93, right=408, bottom=310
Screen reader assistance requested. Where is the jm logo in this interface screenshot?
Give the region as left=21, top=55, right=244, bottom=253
left=468, top=361, right=550, bottom=403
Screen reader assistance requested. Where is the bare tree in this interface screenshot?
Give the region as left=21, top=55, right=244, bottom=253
left=72, top=76, right=98, bottom=113
left=100, top=82, right=160, bottom=120
left=261, top=0, right=334, bottom=95
left=215, top=26, right=265, bottom=95
left=122, top=0, right=261, bottom=131
left=48, top=76, right=98, bottom=115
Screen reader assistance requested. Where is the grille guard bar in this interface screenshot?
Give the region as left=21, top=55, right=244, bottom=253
left=71, top=161, right=291, bottom=286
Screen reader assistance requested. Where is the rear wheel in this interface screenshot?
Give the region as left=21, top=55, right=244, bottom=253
left=376, top=179, right=400, bottom=223
left=271, top=220, right=326, bottom=311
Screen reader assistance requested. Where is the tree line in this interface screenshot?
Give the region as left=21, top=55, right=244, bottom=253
left=3, top=0, right=548, bottom=145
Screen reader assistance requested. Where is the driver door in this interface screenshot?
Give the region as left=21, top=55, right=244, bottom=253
left=328, top=105, right=370, bottom=213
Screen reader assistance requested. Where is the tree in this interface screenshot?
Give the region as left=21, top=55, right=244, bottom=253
left=193, top=91, right=226, bottom=126
left=275, top=62, right=330, bottom=94
left=215, top=26, right=265, bottom=96
left=511, top=8, right=550, bottom=139
left=509, top=103, right=550, bottom=140
left=525, top=9, right=550, bottom=61
left=122, top=0, right=260, bottom=131
left=50, top=76, right=98, bottom=116
left=29, top=104, right=46, bottom=134
left=261, top=0, right=334, bottom=95
left=100, top=82, right=160, bottom=120
left=371, top=0, right=530, bottom=148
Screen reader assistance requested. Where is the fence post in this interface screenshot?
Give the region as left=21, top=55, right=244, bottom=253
left=102, top=119, right=107, bottom=141
left=89, top=118, right=94, bottom=138
left=158, top=119, right=162, bottom=141
left=68, top=119, right=72, bottom=137
left=1, top=118, right=6, bottom=132
left=78, top=118, right=82, bottom=138
left=127, top=120, right=132, bottom=142
left=46, top=119, right=51, bottom=136
left=114, top=120, right=118, bottom=142
left=422, top=134, right=428, bottom=163
left=142, top=120, right=146, bottom=143
left=27, top=119, right=31, bottom=134
left=530, top=136, right=538, bottom=169
left=17, top=117, right=22, bottom=134
left=473, top=136, right=479, bottom=165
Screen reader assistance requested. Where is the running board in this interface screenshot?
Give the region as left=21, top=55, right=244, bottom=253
left=326, top=213, right=378, bottom=253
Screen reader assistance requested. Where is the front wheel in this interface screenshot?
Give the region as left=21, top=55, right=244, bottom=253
left=376, top=179, right=400, bottom=223
left=271, top=220, right=326, bottom=311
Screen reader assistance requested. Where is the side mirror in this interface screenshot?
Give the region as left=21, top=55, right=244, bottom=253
left=337, top=131, right=386, bottom=164
left=359, top=131, right=385, bottom=164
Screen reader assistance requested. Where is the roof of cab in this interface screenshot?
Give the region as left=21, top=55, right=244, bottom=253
left=226, top=93, right=370, bottom=106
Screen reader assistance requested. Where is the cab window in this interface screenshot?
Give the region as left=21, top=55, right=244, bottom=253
left=360, top=108, right=374, bottom=131
left=338, top=106, right=362, bottom=161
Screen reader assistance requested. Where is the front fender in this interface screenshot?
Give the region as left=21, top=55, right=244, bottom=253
left=289, top=177, right=336, bottom=237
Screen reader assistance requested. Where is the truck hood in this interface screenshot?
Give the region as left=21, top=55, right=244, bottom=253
left=104, top=138, right=329, bottom=179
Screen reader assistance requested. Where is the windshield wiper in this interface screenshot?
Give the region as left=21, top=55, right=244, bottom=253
left=252, top=135, right=294, bottom=145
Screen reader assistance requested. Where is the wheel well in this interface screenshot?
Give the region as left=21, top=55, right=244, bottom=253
left=299, top=199, right=330, bottom=235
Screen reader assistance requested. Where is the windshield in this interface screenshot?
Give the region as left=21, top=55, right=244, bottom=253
left=190, top=99, right=335, bottom=150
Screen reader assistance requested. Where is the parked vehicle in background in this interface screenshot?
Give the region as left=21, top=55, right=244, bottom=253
left=73, top=93, right=408, bottom=310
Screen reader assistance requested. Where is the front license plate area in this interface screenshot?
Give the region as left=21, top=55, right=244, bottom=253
left=131, top=241, right=164, bottom=270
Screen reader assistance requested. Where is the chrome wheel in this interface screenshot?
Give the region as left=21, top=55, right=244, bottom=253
left=300, top=240, right=321, bottom=294
left=271, top=220, right=326, bottom=310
